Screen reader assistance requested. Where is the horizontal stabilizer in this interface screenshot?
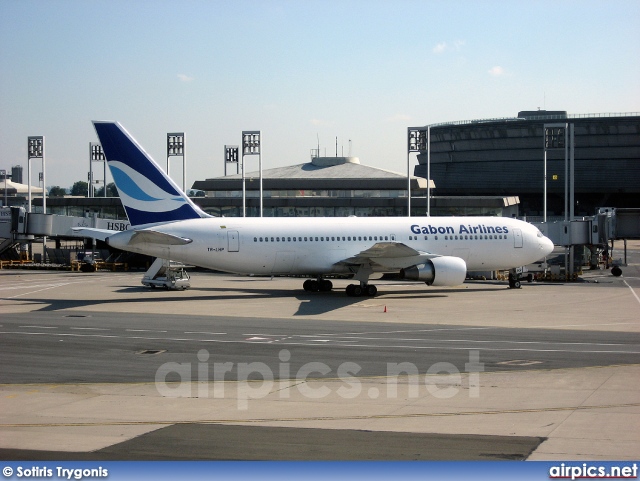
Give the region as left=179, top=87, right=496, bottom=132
left=71, top=227, right=116, bottom=241
left=129, top=230, right=192, bottom=246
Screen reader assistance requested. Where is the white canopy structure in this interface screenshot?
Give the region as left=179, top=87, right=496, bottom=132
left=0, top=179, right=47, bottom=195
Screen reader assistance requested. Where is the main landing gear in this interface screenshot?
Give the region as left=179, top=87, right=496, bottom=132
left=346, top=283, right=377, bottom=297
left=303, top=278, right=333, bottom=292
left=301, top=276, right=378, bottom=297
left=346, top=263, right=377, bottom=297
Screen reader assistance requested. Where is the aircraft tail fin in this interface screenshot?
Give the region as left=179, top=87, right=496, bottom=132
left=92, top=121, right=209, bottom=227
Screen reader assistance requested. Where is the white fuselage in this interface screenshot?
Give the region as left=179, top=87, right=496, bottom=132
left=107, top=216, right=553, bottom=276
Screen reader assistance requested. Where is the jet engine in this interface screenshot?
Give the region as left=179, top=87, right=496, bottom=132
left=400, top=256, right=467, bottom=286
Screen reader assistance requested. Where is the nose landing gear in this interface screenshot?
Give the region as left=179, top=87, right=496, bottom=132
left=508, top=268, right=524, bottom=289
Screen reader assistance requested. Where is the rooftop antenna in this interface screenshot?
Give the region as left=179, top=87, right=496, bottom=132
left=348, top=139, right=352, bottom=156
left=335, top=136, right=338, bottom=157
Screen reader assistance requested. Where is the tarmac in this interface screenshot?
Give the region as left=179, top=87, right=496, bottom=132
left=0, top=241, right=639, bottom=460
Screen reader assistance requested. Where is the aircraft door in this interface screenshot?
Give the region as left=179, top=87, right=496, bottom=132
left=513, top=229, right=523, bottom=248
left=228, top=231, right=239, bottom=252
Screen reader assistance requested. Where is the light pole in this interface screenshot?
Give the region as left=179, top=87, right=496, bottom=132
left=407, top=127, right=428, bottom=217
left=543, top=123, right=567, bottom=223
left=28, top=136, right=46, bottom=263
left=224, top=145, right=239, bottom=177
left=89, top=143, right=106, bottom=197
left=242, top=131, right=262, bottom=217
left=167, top=133, right=186, bottom=193
left=0, top=170, right=8, bottom=207
left=544, top=122, right=576, bottom=280
left=426, top=126, right=431, bottom=216
left=27, top=136, right=45, bottom=213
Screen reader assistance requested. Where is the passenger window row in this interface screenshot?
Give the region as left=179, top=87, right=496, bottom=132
left=254, top=235, right=391, bottom=243
left=254, top=234, right=508, bottom=242
left=404, top=234, right=508, bottom=241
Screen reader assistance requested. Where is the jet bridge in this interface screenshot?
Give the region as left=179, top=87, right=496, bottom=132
left=0, top=208, right=177, bottom=281
left=532, top=207, right=640, bottom=279
left=0, top=207, right=131, bottom=266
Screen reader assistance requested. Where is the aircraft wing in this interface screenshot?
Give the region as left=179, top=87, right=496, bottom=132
left=128, top=230, right=193, bottom=246
left=337, top=242, right=438, bottom=270
left=70, top=227, right=117, bottom=241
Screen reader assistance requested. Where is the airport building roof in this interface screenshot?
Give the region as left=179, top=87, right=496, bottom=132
left=192, top=156, right=432, bottom=192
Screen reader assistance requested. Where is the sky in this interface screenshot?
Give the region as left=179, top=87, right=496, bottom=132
left=1, top=0, right=639, bottom=190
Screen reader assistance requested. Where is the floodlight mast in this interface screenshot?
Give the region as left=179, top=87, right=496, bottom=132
left=407, top=128, right=428, bottom=217
left=167, top=132, right=186, bottom=193
left=27, top=136, right=45, bottom=214
left=224, top=145, right=239, bottom=177
left=0, top=170, right=8, bottom=207
left=89, top=143, right=106, bottom=197
left=543, top=123, right=569, bottom=223
left=242, top=131, right=262, bottom=217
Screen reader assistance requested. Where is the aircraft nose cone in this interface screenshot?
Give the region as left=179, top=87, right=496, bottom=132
left=541, top=236, right=554, bottom=256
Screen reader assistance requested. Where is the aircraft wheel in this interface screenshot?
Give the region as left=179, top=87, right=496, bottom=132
left=513, top=280, right=521, bottom=289
left=303, top=279, right=320, bottom=292
left=365, top=284, right=377, bottom=297
left=320, top=280, right=333, bottom=292
left=346, top=284, right=363, bottom=297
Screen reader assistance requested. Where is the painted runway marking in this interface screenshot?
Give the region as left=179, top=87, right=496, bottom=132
left=0, top=274, right=132, bottom=300
left=624, top=280, right=640, bottom=306
left=184, top=331, right=227, bottom=335
left=69, top=327, right=110, bottom=331
left=18, top=325, right=58, bottom=329
left=1, top=330, right=639, bottom=354
left=126, top=329, right=168, bottom=333
left=0, top=284, right=71, bottom=299
left=0, top=283, right=70, bottom=291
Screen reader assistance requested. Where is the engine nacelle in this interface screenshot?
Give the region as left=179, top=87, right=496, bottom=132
left=400, top=256, right=467, bottom=286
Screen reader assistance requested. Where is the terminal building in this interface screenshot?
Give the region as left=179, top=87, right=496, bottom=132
left=416, top=111, right=640, bottom=217
left=2, top=110, right=637, bottom=223
left=191, top=154, right=519, bottom=218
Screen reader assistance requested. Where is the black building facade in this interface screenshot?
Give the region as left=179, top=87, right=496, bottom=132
left=415, top=111, right=640, bottom=217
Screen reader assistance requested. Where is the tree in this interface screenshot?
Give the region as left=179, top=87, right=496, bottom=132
left=48, top=186, right=67, bottom=197
left=95, top=182, right=118, bottom=197
left=70, top=181, right=88, bottom=197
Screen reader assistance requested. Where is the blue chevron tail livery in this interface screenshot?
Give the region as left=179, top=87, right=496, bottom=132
left=93, top=121, right=209, bottom=227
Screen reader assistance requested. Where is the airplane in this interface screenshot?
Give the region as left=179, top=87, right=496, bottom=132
left=75, top=121, right=555, bottom=296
